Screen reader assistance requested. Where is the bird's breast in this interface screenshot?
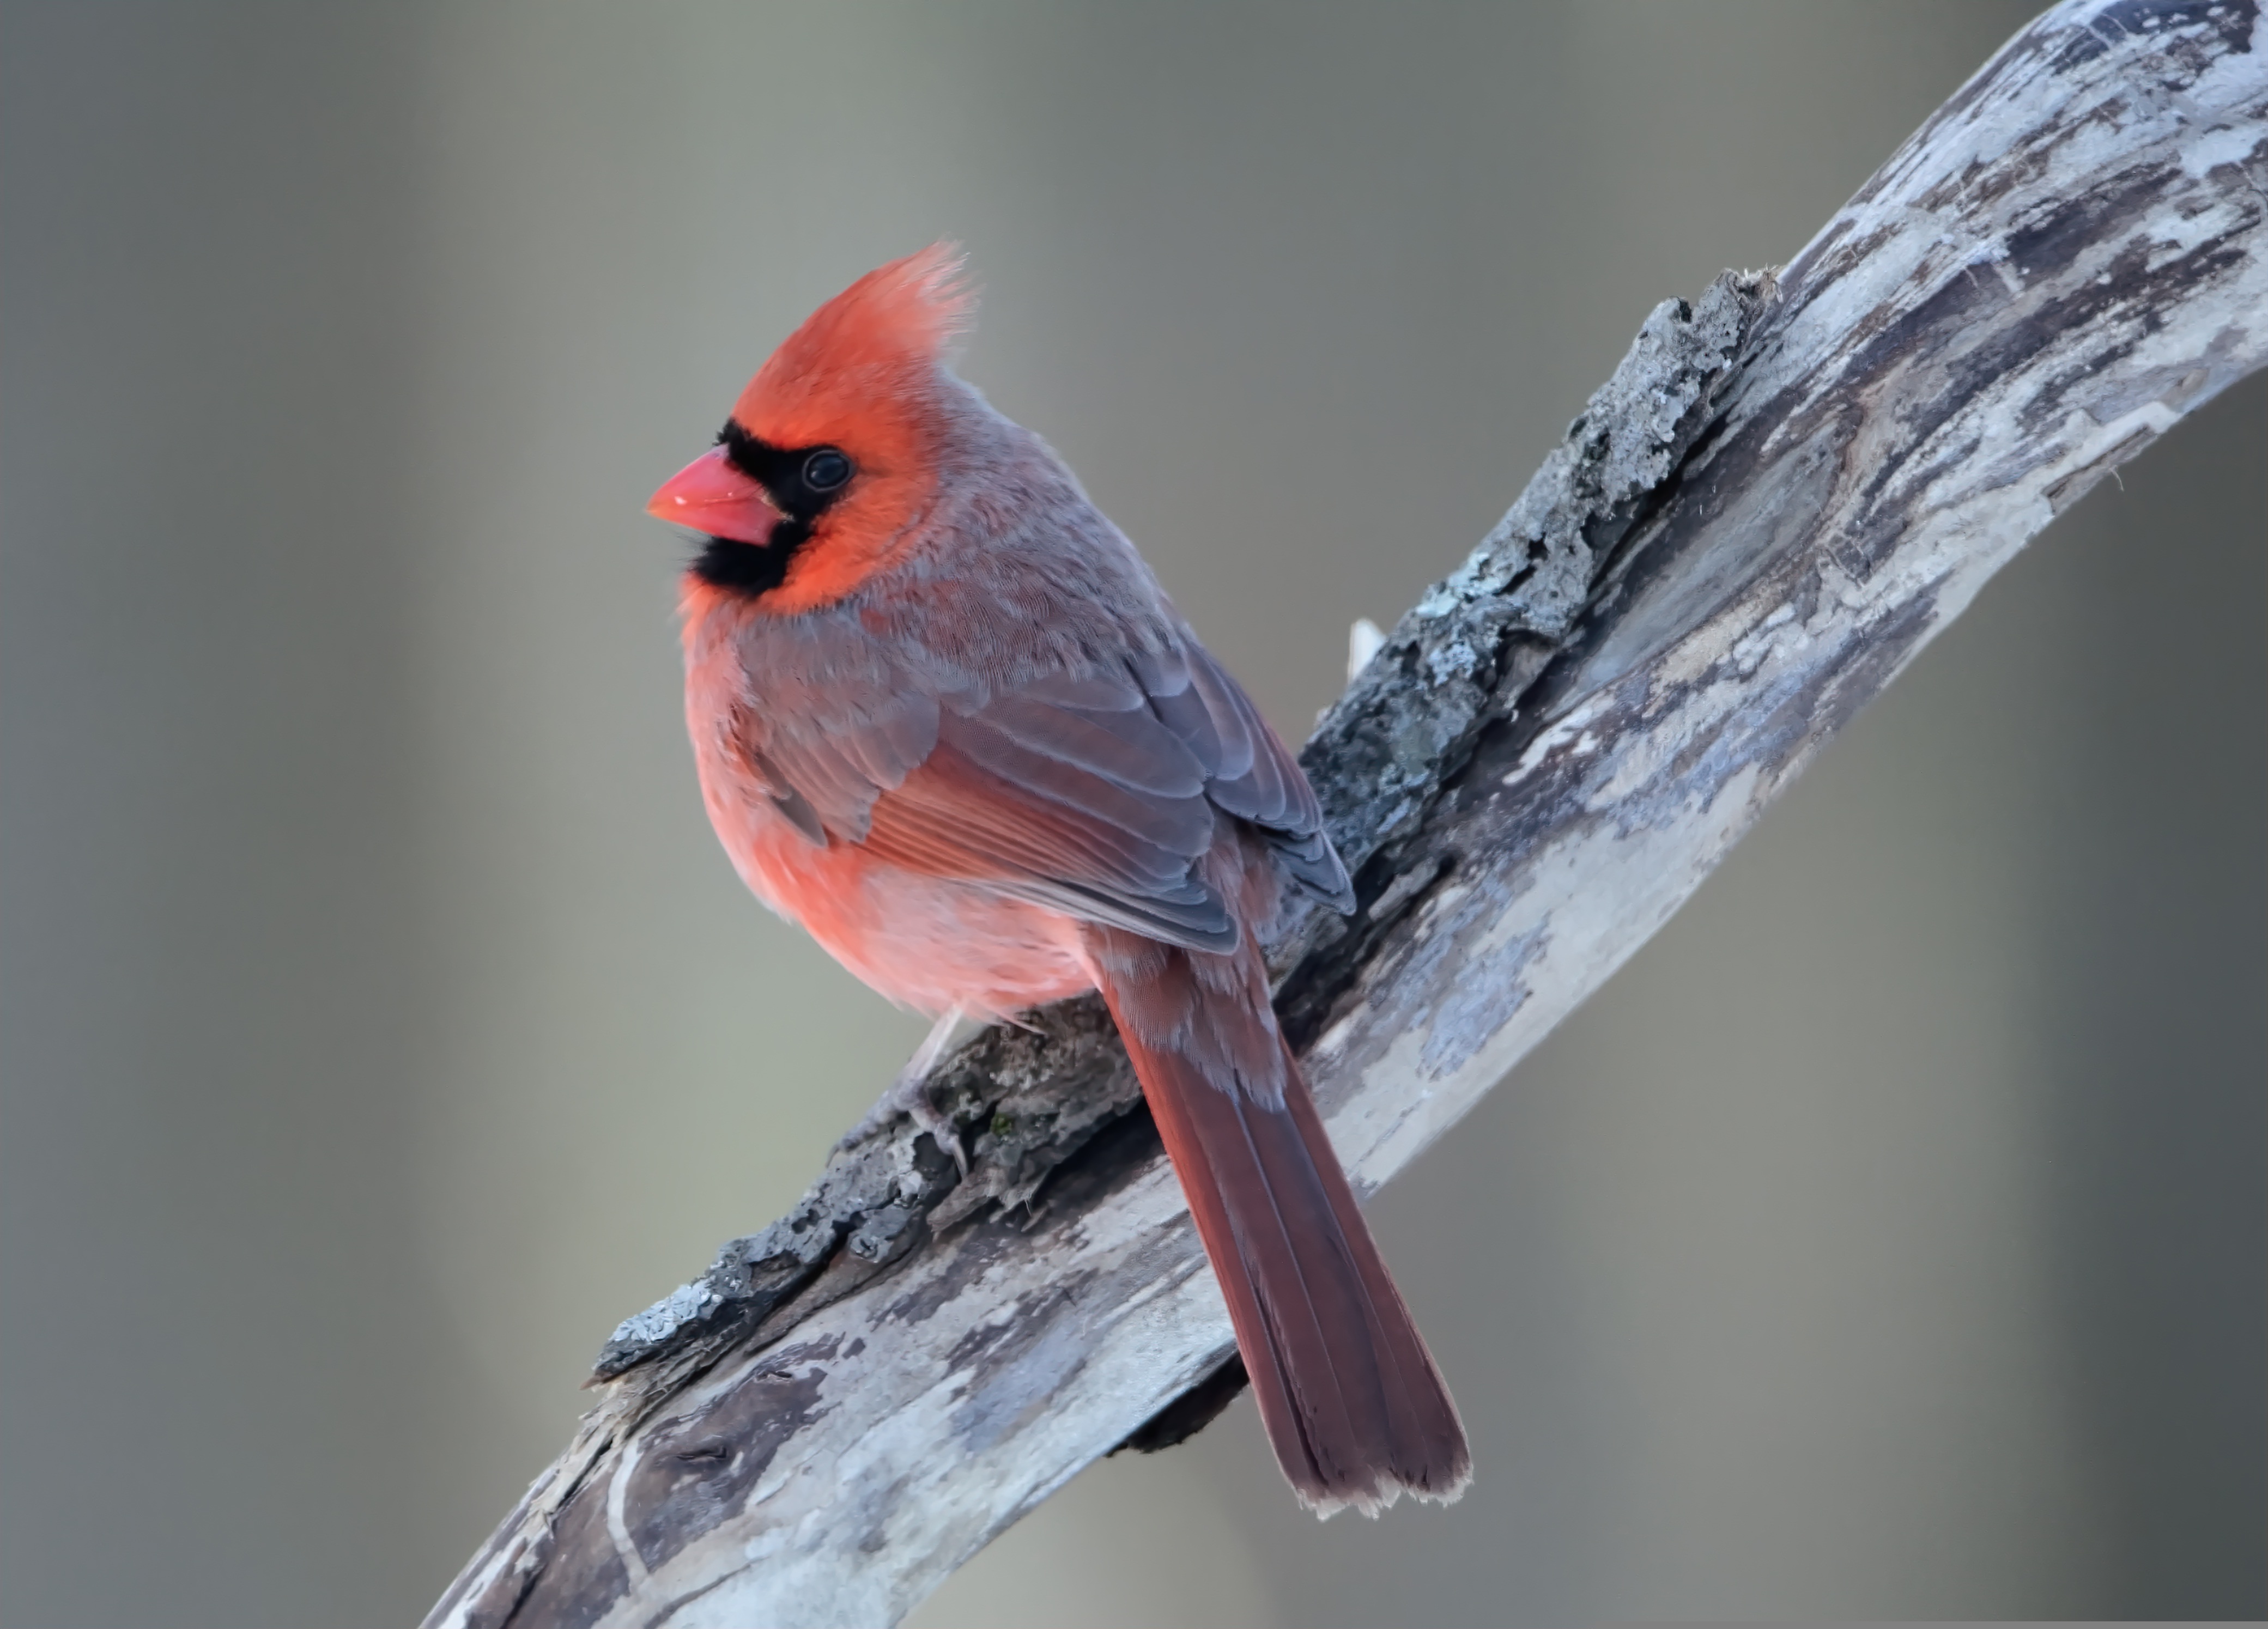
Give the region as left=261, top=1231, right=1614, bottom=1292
left=681, top=597, right=1092, bottom=1019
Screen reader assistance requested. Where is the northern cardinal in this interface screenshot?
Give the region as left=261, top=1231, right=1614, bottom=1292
left=648, top=245, right=1469, bottom=1515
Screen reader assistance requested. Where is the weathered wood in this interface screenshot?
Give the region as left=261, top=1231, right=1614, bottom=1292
left=427, top=4, right=2268, bottom=1625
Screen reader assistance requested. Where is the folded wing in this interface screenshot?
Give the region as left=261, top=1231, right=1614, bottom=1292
left=750, top=633, right=1352, bottom=951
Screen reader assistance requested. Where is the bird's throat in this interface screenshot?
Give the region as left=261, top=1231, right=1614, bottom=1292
left=691, top=524, right=813, bottom=597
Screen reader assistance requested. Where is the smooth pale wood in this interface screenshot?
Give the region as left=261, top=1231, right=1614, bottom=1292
left=427, top=4, right=2268, bottom=1625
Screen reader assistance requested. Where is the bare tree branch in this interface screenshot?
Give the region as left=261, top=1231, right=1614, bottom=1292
left=427, top=4, right=2268, bottom=1625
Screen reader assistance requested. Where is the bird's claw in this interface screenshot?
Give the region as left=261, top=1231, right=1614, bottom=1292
left=839, top=1066, right=971, bottom=1177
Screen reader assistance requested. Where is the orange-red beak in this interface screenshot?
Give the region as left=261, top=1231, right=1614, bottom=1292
left=646, top=446, right=784, bottom=547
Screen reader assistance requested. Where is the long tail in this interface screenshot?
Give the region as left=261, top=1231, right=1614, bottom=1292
left=1089, top=929, right=1471, bottom=1515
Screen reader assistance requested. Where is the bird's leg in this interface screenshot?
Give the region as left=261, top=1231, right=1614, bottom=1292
left=839, top=1007, right=985, bottom=1171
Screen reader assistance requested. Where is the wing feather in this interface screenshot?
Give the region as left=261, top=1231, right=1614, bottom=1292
left=953, top=691, right=1207, bottom=799
left=739, top=619, right=1351, bottom=947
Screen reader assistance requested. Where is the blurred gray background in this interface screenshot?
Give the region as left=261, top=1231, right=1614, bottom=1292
left=3, top=3, right=2260, bottom=1625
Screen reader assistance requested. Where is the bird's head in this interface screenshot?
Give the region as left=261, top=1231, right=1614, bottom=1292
left=650, top=242, right=975, bottom=612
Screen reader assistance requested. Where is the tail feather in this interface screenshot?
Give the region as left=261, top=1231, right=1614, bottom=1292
left=1091, top=934, right=1470, bottom=1515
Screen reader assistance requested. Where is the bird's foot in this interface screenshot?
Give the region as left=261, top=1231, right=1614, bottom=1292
left=837, top=1010, right=985, bottom=1175
left=839, top=1065, right=968, bottom=1174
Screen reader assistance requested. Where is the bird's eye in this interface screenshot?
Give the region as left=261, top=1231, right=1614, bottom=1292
left=802, top=449, right=852, bottom=492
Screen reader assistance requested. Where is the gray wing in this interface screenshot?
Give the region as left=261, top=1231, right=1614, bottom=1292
left=753, top=631, right=1354, bottom=953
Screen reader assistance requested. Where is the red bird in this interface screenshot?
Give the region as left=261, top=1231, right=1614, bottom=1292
left=647, top=245, right=1469, bottom=1515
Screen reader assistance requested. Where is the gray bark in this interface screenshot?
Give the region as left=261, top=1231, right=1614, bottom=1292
left=426, top=4, right=2268, bottom=1625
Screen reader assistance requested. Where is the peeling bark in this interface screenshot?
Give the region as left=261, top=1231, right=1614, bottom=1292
left=427, top=4, right=2268, bottom=1625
